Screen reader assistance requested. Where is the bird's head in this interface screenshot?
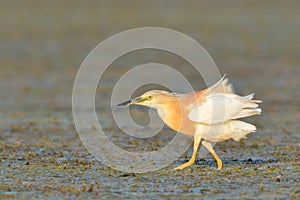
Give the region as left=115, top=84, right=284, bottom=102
left=117, top=90, right=177, bottom=108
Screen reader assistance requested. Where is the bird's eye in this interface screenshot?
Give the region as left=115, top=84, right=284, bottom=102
left=148, top=95, right=152, bottom=100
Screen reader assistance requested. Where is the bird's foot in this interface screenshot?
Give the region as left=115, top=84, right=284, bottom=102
left=173, top=160, right=194, bottom=171
left=217, top=160, right=222, bottom=170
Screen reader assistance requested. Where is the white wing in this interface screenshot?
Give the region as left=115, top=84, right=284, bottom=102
left=188, top=93, right=261, bottom=124
left=207, top=74, right=234, bottom=94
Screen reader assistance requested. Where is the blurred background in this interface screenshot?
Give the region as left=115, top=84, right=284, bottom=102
left=0, top=0, right=299, bottom=199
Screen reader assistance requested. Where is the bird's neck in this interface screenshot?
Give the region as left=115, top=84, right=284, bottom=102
left=155, top=99, right=183, bottom=132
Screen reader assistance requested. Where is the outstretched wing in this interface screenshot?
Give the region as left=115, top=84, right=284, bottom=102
left=206, top=74, right=234, bottom=94
left=193, top=74, right=234, bottom=101
left=188, top=93, right=261, bottom=125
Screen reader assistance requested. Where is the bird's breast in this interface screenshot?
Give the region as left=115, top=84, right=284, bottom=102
left=157, top=101, right=197, bottom=136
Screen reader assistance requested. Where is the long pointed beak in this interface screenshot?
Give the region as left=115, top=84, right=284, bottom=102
left=116, top=99, right=132, bottom=106
left=116, top=97, right=144, bottom=106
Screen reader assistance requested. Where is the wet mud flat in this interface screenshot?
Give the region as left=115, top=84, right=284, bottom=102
left=1, top=107, right=299, bottom=199
left=1, top=0, right=300, bottom=199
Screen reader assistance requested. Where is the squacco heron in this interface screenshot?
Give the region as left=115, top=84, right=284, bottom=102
left=117, top=75, right=262, bottom=170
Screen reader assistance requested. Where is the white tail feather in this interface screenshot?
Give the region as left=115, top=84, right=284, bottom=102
left=235, top=108, right=262, bottom=119
left=244, top=102, right=259, bottom=108
left=244, top=93, right=254, bottom=100
left=231, top=121, right=256, bottom=141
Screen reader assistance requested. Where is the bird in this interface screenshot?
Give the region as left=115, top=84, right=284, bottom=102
left=117, top=75, right=262, bottom=170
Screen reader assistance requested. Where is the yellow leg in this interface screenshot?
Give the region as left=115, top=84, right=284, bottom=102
left=173, top=132, right=201, bottom=170
left=202, top=141, right=222, bottom=170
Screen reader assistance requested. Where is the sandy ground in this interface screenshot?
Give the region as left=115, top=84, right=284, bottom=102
left=0, top=0, right=299, bottom=199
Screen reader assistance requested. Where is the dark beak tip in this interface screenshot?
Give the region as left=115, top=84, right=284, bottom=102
left=116, top=100, right=131, bottom=106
